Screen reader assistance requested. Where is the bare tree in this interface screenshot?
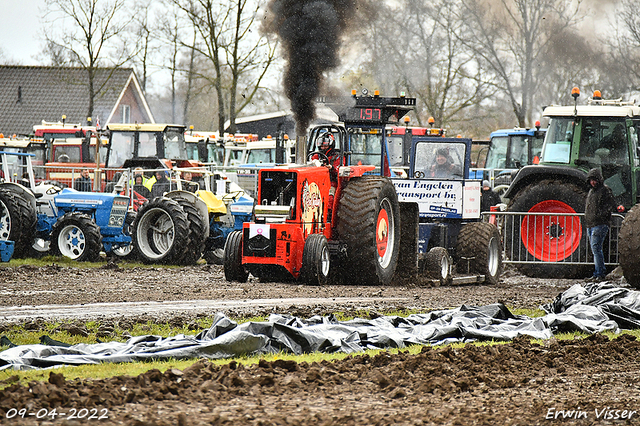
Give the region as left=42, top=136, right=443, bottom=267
left=174, top=0, right=276, bottom=133
left=459, top=0, right=582, bottom=127
left=225, top=0, right=277, bottom=133
left=343, top=0, right=490, bottom=136
left=605, top=0, right=640, bottom=95
left=44, top=0, right=135, bottom=120
left=155, top=2, right=189, bottom=124
left=130, top=1, right=157, bottom=94
left=182, top=27, right=198, bottom=125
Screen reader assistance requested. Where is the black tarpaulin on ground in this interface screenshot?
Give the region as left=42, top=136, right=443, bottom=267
left=0, top=283, right=635, bottom=370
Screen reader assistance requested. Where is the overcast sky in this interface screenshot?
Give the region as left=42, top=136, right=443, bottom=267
left=0, top=0, right=47, bottom=65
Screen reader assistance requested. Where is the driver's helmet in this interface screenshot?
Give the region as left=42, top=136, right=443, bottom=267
left=317, top=132, right=335, bottom=153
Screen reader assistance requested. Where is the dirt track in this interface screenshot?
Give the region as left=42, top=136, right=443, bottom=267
left=0, top=263, right=588, bottom=326
left=1, top=263, right=638, bottom=425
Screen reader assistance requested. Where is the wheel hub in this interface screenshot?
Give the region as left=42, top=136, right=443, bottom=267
left=547, top=223, right=564, bottom=239
left=376, top=198, right=395, bottom=269
left=522, top=200, right=581, bottom=262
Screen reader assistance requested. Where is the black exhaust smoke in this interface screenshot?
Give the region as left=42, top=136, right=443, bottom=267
left=264, top=0, right=356, bottom=134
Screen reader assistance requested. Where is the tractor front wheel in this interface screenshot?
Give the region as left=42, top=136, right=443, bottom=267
left=335, top=176, right=400, bottom=285
left=300, top=233, right=330, bottom=285
left=223, top=230, right=248, bottom=282
left=51, top=212, right=102, bottom=261
left=456, top=222, right=502, bottom=284
left=423, top=247, right=452, bottom=286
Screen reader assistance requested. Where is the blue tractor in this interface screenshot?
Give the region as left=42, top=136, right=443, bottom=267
left=476, top=125, right=546, bottom=197
left=1, top=151, right=131, bottom=261
left=33, top=185, right=131, bottom=261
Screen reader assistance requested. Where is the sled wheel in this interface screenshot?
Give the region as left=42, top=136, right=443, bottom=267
left=335, top=176, right=400, bottom=285
left=506, top=180, right=589, bottom=278
left=203, top=248, right=225, bottom=265
left=0, top=186, right=36, bottom=258
left=619, top=204, right=640, bottom=288
left=424, top=247, right=452, bottom=286
left=51, top=212, right=102, bottom=261
left=111, top=211, right=137, bottom=260
left=223, top=230, right=248, bottom=282
left=300, top=233, right=330, bottom=285
left=133, top=197, right=190, bottom=264
left=173, top=197, right=206, bottom=265
left=457, top=222, right=502, bottom=284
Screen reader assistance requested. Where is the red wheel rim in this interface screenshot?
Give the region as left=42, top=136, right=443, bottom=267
left=376, top=208, right=389, bottom=258
left=521, top=200, right=581, bottom=261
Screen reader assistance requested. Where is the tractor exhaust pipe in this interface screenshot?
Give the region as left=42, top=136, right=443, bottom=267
left=296, top=135, right=307, bottom=165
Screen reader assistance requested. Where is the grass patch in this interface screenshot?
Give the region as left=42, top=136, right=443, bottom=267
left=511, top=307, right=546, bottom=317
left=5, top=256, right=183, bottom=269
left=0, top=345, right=431, bottom=389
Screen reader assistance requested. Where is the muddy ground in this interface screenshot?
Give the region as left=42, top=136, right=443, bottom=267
left=1, top=263, right=638, bottom=425
left=0, top=263, right=605, bottom=324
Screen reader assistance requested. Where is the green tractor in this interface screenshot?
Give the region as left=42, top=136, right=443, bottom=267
left=504, top=88, right=640, bottom=278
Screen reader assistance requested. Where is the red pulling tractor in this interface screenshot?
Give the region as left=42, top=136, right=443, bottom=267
left=223, top=136, right=400, bottom=286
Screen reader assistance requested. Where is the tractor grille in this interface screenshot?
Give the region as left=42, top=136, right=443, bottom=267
left=108, top=197, right=129, bottom=228
left=243, top=228, right=277, bottom=257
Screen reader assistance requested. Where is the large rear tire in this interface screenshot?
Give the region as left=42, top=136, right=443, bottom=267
left=223, top=230, right=248, bottom=282
left=0, top=186, right=36, bottom=258
left=51, top=212, right=102, bottom=262
left=173, top=197, right=206, bottom=265
left=300, top=233, right=330, bottom=285
left=619, top=205, right=640, bottom=288
left=506, top=180, right=589, bottom=278
left=456, top=222, right=502, bottom=284
left=335, top=176, right=400, bottom=285
left=133, top=197, right=190, bottom=264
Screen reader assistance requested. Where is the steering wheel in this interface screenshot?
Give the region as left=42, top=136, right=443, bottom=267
left=46, top=185, right=63, bottom=195
left=307, top=151, right=329, bottom=165
left=222, top=190, right=245, bottom=202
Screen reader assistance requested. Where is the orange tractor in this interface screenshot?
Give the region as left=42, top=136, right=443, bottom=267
left=223, top=95, right=416, bottom=285
left=223, top=143, right=401, bottom=286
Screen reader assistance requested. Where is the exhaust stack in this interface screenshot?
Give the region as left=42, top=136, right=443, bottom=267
left=296, top=135, right=307, bottom=165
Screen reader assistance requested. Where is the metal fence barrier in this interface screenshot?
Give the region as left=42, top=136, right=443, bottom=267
left=482, top=211, right=624, bottom=266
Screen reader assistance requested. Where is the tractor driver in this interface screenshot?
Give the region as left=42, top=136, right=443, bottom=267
left=314, top=131, right=341, bottom=218
left=430, top=148, right=462, bottom=178
left=317, top=132, right=338, bottom=163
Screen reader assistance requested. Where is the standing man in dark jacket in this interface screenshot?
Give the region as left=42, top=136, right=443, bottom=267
left=585, top=168, right=624, bottom=281
left=74, top=169, right=92, bottom=192
left=151, top=170, right=171, bottom=199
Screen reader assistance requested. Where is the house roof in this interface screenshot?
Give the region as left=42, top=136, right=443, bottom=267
left=0, top=66, right=153, bottom=136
